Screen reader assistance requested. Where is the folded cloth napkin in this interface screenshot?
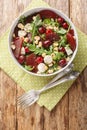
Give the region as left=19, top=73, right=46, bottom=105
left=0, top=0, right=87, bottom=111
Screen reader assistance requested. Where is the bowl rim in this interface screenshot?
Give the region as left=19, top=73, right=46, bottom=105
left=8, top=7, right=78, bottom=77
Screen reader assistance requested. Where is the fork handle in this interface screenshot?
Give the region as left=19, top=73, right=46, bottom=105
left=39, top=71, right=78, bottom=93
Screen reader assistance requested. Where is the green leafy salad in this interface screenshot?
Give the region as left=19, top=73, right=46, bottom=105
left=11, top=10, right=76, bottom=74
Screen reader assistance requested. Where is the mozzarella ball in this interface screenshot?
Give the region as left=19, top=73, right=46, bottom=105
left=44, top=55, right=52, bottom=64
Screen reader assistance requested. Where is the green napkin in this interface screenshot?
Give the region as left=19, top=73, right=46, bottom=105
left=0, top=0, right=87, bottom=111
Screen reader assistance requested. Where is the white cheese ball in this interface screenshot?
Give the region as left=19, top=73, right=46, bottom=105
left=18, top=30, right=27, bottom=37
left=38, top=63, right=46, bottom=73
left=21, top=47, right=25, bottom=55
left=44, top=55, right=52, bottom=64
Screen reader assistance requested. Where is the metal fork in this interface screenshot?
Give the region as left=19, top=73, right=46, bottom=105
left=18, top=66, right=79, bottom=108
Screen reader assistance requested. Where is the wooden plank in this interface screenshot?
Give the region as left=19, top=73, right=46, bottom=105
left=0, top=70, right=17, bottom=130
left=44, top=0, right=69, bottom=16
left=69, top=1, right=87, bottom=130
left=44, top=94, right=69, bottom=130
left=69, top=68, right=87, bottom=130
left=70, top=0, right=87, bottom=34
left=43, top=0, right=69, bottom=130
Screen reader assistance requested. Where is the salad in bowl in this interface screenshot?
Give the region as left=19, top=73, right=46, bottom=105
left=9, top=7, right=78, bottom=76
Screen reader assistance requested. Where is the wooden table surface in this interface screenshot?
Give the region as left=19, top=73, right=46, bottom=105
left=0, top=0, right=87, bottom=130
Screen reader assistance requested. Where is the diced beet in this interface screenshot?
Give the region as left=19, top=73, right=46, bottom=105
left=39, top=10, right=58, bottom=19
left=13, top=37, right=23, bottom=58
left=68, top=29, right=74, bottom=36
left=66, top=33, right=76, bottom=51
left=26, top=53, right=37, bottom=67
left=46, top=32, right=60, bottom=42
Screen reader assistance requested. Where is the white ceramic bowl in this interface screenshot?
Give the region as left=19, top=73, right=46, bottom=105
left=9, top=7, right=78, bottom=77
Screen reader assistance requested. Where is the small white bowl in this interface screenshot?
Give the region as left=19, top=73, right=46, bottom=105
left=9, top=7, right=78, bottom=77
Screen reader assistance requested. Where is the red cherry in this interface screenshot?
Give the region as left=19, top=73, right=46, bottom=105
left=38, top=26, right=46, bottom=34
left=66, top=33, right=76, bottom=51
left=25, top=47, right=30, bottom=53
left=68, top=29, right=74, bottom=36
left=42, top=40, right=52, bottom=48
left=35, top=56, right=43, bottom=64
left=58, top=17, right=64, bottom=24
left=46, top=29, right=53, bottom=34
left=62, top=22, right=69, bottom=29
left=58, top=47, right=66, bottom=53
left=59, top=58, right=67, bottom=67
left=18, top=55, right=25, bottom=64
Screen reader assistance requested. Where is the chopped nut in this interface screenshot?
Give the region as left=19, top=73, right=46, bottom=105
left=35, top=40, right=39, bottom=45
left=42, top=53, right=46, bottom=57
left=45, top=66, right=48, bottom=71
left=34, top=36, right=40, bottom=41
left=38, top=41, right=42, bottom=47
left=57, top=66, right=62, bottom=70
left=13, top=33, right=15, bottom=38
left=17, top=23, right=24, bottom=29
left=48, top=69, right=54, bottom=74
left=54, top=47, right=58, bottom=51
left=53, top=42, right=58, bottom=47
left=54, top=26, right=58, bottom=31
left=66, top=57, right=70, bottom=62
left=51, top=53, right=56, bottom=58
left=24, top=37, right=29, bottom=42
left=11, top=44, right=16, bottom=50
left=46, top=26, right=53, bottom=29
left=48, top=63, right=53, bottom=67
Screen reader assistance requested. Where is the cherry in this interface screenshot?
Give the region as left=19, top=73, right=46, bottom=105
left=59, top=58, right=67, bottom=67
left=25, top=47, right=30, bottom=53
left=58, top=47, right=66, bottom=53
left=68, top=29, right=74, bottom=36
left=46, top=29, right=53, bottom=34
left=66, top=32, right=76, bottom=51
left=62, top=22, right=69, bottom=29
left=42, top=40, right=52, bottom=48
left=35, top=56, right=43, bottom=64
left=57, top=17, right=64, bottom=24
left=38, top=26, right=46, bottom=34
left=18, top=55, right=25, bottom=64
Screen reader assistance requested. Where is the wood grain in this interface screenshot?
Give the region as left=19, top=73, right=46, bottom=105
left=0, top=0, right=87, bottom=130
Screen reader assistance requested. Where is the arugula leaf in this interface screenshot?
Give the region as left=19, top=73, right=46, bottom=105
left=43, top=18, right=51, bottom=24
left=24, top=65, right=34, bottom=71
left=18, top=15, right=26, bottom=24
left=28, top=44, right=52, bottom=55
left=53, top=52, right=64, bottom=61
left=58, top=28, right=67, bottom=35
left=31, top=15, right=42, bottom=41
left=59, top=35, right=67, bottom=47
